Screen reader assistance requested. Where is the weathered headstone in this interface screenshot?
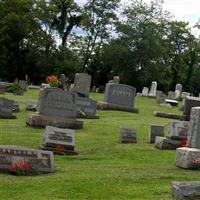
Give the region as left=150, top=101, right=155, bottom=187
left=148, top=125, right=164, bottom=144
left=172, top=181, right=200, bottom=200
left=26, top=100, right=38, bottom=111
left=113, top=76, right=120, bottom=84
left=0, top=98, right=15, bottom=119
left=74, top=73, right=91, bottom=97
left=167, top=121, right=189, bottom=140
left=76, top=96, right=98, bottom=119
left=27, top=88, right=83, bottom=129
left=142, top=87, right=149, bottom=96
left=119, top=128, right=137, bottom=143
left=149, top=81, right=157, bottom=97
left=60, top=74, right=65, bottom=90
left=155, top=136, right=181, bottom=150
left=0, top=145, right=54, bottom=174
left=42, top=126, right=77, bottom=155
left=183, top=96, right=200, bottom=121
left=175, top=83, right=182, bottom=99
left=18, top=80, right=27, bottom=90
left=104, top=83, right=136, bottom=107
left=168, top=91, right=176, bottom=100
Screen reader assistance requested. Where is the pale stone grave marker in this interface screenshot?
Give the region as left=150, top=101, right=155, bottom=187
left=142, top=87, right=149, bottom=96
left=149, top=81, right=157, bottom=97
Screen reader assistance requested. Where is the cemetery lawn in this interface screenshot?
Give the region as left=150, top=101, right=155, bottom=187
left=0, top=90, right=199, bottom=200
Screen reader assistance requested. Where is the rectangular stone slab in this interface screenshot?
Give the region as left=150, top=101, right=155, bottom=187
left=172, top=181, right=200, bottom=200
left=0, top=145, right=54, bottom=173
left=155, top=136, right=181, bottom=150
left=119, top=128, right=137, bottom=143
left=175, top=147, right=200, bottom=169
left=148, top=125, right=164, bottom=143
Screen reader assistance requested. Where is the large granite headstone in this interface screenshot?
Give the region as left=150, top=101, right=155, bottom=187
left=74, top=73, right=91, bottom=97
left=149, top=81, right=157, bottom=97
left=0, top=145, right=54, bottom=173
left=119, top=128, right=137, bottom=143
left=183, top=97, right=200, bottom=121
left=27, top=88, right=83, bottom=129
left=42, top=126, right=77, bottom=155
left=104, top=83, right=136, bottom=107
left=76, top=96, right=98, bottom=119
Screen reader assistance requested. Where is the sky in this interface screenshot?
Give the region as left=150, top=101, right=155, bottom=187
left=75, top=0, right=200, bottom=35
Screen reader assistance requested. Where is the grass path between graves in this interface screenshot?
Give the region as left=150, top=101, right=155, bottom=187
left=0, top=90, right=199, bottom=200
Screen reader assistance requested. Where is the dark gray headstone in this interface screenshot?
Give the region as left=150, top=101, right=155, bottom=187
left=183, top=97, right=200, bottom=121
left=119, top=128, right=137, bottom=143
left=38, top=88, right=76, bottom=119
left=74, top=73, right=91, bottom=97
left=60, top=74, right=65, bottom=89
left=149, top=125, right=164, bottom=143
left=19, top=80, right=27, bottom=90
left=0, top=145, right=54, bottom=173
left=76, top=96, right=97, bottom=118
left=104, top=83, right=136, bottom=107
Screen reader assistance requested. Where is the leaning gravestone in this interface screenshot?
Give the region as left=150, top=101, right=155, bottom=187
left=119, top=128, right=137, bottom=143
left=0, top=145, right=54, bottom=174
left=142, top=87, right=149, bottom=97
left=149, top=81, right=157, bottom=97
left=27, top=88, right=83, bottom=129
left=74, top=73, right=91, bottom=97
left=98, top=83, right=138, bottom=113
left=0, top=97, right=16, bottom=119
left=42, top=126, right=77, bottom=155
left=76, top=96, right=98, bottom=119
left=183, top=96, right=200, bottom=121
left=148, top=125, right=164, bottom=144
left=176, top=107, right=200, bottom=169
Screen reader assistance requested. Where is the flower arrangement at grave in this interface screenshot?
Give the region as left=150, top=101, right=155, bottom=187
left=46, top=75, right=60, bottom=87
left=54, top=144, right=65, bottom=154
left=10, top=161, right=31, bottom=175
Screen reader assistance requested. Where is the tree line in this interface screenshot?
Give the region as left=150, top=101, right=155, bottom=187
left=0, top=0, right=199, bottom=94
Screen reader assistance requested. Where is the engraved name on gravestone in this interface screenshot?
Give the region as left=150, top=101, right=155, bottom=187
left=38, top=88, right=76, bottom=119
left=149, top=81, right=157, bottom=97
left=187, top=107, right=200, bottom=148
left=74, top=73, right=91, bottom=97
left=104, top=83, right=136, bottom=107
left=168, top=121, right=189, bottom=140
left=0, top=145, right=54, bottom=173
left=43, top=126, right=75, bottom=149
left=76, top=96, right=97, bottom=118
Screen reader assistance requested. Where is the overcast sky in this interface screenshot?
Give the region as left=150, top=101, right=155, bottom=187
left=75, top=0, right=200, bottom=26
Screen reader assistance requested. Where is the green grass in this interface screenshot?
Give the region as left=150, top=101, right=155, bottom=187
left=0, top=90, right=199, bottom=200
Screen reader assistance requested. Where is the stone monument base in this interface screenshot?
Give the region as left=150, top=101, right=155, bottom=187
left=97, top=102, right=139, bottom=113
left=175, top=147, right=200, bottom=169
left=172, top=181, right=200, bottom=199
left=154, top=111, right=182, bottom=120
left=26, top=114, right=83, bottom=129
left=155, top=136, right=181, bottom=150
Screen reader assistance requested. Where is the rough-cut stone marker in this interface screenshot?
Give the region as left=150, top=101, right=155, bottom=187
left=155, top=136, right=181, bottom=150
left=154, top=111, right=182, bottom=120
left=172, top=181, right=200, bottom=200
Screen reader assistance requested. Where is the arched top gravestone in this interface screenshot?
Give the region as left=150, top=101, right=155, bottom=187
left=104, top=83, right=136, bottom=107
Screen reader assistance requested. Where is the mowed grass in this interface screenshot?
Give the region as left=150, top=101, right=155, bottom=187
left=0, top=90, right=199, bottom=200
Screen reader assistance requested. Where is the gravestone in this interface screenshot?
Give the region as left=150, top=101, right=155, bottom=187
left=142, top=87, right=149, bottom=96
left=167, top=121, right=189, bottom=140
left=0, top=145, right=54, bottom=174
left=168, top=91, right=176, bottom=100
left=149, top=81, right=157, bottom=97
left=119, top=128, right=137, bottom=143
left=42, top=126, right=77, bottom=155
left=26, top=100, right=38, bottom=111
left=0, top=98, right=15, bottom=119
left=175, top=83, right=182, bottom=99
left=104, top=83, right=136, bottom=107
left=27, top=88, right=83, bottom=129
left=172, top=181, right=200, bottom=200
left=113, top=76, right=120, bottom=84
left=18, top=80, right=27, bottom=90
left=76, top=96, right=98, bottom=119
left=74, top=73, right=91, bottom=97
left=176, top=107, right=200, bottom=169
left=183, top=96, right=200, bottom=121
left=155, top=136, right=181, bottom=150
left=60, top=74, right=65, bottom=90
left=148, top=125, right=164, bottom=144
